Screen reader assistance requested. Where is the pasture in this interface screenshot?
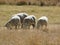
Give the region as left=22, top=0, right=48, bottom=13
left=0, top=5, right=60, bottom=45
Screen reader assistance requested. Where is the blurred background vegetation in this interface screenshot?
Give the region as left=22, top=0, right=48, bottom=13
left=0, top=0, right=60, bottom=6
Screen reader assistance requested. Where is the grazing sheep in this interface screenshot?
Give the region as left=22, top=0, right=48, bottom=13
left=23, top=15, right=36, bottom=29
left=5, top=15, right=20, bottom=29
left=15, top=13, right=28, bottom=28
left=37, top=16, right=48, bottom=30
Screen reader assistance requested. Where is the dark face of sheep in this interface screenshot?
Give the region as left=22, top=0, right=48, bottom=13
left=5, top=18, right=20, bottom=29
left=23, top=19, right=30, bottom=29
left=23, top=17, right=36, bottom=29
left=5, top=21, right=12, bottom=29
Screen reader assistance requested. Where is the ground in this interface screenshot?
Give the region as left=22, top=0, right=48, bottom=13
left=0, top=5, right=60, bottom=45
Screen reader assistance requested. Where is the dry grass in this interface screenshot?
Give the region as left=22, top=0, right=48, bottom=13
left=0, top=5, right=60, bottom=45
left=0, top=24, right=60, bottom=45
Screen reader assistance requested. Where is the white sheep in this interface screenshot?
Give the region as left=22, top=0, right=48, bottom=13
left=5, top=15, right=21, bottom=29
left=23, top=15, right=36, bottom=29
left=37, top=16, right=48, bottom=30
left=13, top=13, right=28, bottom=28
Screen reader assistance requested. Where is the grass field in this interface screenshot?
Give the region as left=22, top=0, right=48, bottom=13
left=0, top=5, right=60, bottom=26
left=0, top=5, right=60, bottom=45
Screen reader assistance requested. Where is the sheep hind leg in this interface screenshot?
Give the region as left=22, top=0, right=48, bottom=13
left=32, top=24, right=35, bottom=29
left=17, top=23, right=21, bottom=29
left=45, top=25, right=48, bottom=32
left=15, top=25, right=17, bottom=29
left=21, top=24, right=23, bottom=28
left=37, top=23, right=40, bottom=29
left=42, top=25, right=48, bottom=32
left=23, top=24, right=27, bottom=30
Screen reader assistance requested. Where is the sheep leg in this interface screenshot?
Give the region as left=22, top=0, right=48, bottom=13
left=21, top=24, right=23, bottom=28
left=15, top=25, right=17, bottom=29
left=37, top=22, right=40, bottom=29
left=32, top=24, right=35, bottom=29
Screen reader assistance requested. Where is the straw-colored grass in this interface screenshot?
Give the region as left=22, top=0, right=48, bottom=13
left=0, top=24, right=60, bottom=45
left=0, top=5, right=60, bottom=45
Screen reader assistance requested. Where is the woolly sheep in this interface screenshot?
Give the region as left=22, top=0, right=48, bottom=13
left=5, top=15, right=20, bottom=29
left=23, top=15, right=36, bottom=29
left=37, top=16, right=48, bottom=30
left=14, top=13, right=28, bottom=28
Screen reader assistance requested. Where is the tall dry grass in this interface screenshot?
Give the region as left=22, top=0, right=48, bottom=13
left=0, top=24, right=60, bottom=45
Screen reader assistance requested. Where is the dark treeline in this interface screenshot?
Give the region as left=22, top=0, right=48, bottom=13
left=0, top=0, right=60, bottom=6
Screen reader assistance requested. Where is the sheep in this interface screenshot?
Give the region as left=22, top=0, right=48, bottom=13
left=37, top=16, right=48, bottom=30
left=23, top=15, right=36, bottom=29
left=14, top=13, right=28, bottom=28
left=5, top=15, right=21, bottom=29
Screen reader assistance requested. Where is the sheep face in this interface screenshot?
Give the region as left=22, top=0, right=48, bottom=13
left=5, top=15, right=20, bottom=29
left=23, top=15, right=36, bottom=29
left=5, top=22, right=12, bottom=29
